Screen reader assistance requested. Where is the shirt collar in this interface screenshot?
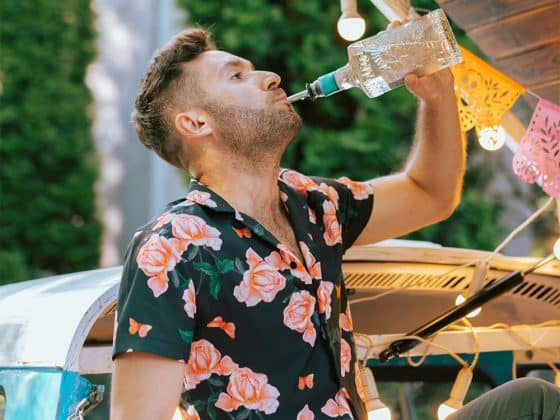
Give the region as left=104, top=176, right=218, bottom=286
left=175, top=174, right=302, bottom=215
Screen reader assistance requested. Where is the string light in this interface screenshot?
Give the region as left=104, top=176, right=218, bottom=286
left=553, top=238, right=560, bottom=260
left=338, top=0, right=366, bottom=41
left=477, top=125, right=506, bottom=151
left=437, top=367, right=473, bottom=419
left=359, top=366, right=392, bottom=420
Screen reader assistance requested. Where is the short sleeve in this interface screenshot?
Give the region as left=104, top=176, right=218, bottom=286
left=310, top=176, right=374, bottom=252
left=112, top=231, right=196, bottom=362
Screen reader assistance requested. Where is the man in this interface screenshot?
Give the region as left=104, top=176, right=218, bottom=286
left=110, top=25, right=465, bottom=419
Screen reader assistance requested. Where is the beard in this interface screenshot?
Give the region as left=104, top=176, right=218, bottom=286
left=203, top=101, right=302, bottom=165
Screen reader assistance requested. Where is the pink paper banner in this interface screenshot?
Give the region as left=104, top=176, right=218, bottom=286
left=512, top=99, right=560, bottom=199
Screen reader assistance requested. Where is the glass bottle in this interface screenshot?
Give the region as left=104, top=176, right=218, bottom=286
left=287, top=8, right=462, bottom=103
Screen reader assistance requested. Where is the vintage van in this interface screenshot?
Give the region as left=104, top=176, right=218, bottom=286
left=0, top=241, right=558, bottom=419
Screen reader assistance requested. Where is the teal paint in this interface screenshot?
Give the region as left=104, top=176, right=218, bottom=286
left=0, top=368, right=62, bottom=420
left=0, top=368, right=92, bottom=420
left=367, top=351, right=515, bottom=385
left=58, top=371, right=92, bottom=420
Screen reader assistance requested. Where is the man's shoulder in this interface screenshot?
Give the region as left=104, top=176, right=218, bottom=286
left=128, top=195, right=220, bottom=248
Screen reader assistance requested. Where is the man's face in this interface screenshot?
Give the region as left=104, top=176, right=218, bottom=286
left=186, top=50, right=302, bottom=160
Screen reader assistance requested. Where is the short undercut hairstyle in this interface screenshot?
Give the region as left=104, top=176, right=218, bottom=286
left=132, top=28, right=216, bottom=168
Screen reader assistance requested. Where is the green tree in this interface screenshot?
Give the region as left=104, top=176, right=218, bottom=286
left=0, top=0, right=102, bottom=281
left=180, top=0, right=504, bottom=250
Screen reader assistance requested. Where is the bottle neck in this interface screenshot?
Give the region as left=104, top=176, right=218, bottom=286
left=332, top=63, right=354, bottom=91
left=287, top=63, right=354, bottom=103
left=306, top=63, right=353, bottom=100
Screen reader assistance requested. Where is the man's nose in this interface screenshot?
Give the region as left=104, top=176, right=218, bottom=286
left=260, top=71, right=281, bottom=91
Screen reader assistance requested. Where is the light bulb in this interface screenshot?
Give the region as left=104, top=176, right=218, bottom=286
left=437, top=368, right=473, bottom=420
left=477, top=125, right=506, bottom=151
left=368, top=405, right=392, bottom=420
left=438, top=401, right=460, bottom=420
left=454, top=294, right=482, bottom=318
left=553, top=238, right=560, bottom=261
left=337, top=15, right=366, bottom=41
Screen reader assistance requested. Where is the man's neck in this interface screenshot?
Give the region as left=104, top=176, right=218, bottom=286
left=198, top=162, right=284, bottom=220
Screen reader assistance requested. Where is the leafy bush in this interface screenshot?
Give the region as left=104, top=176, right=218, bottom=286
left=0, top=250, right=30, bottom=285
left=181, top=0, right=504, bottom=250
left=0, top=1, right=102, bottom=281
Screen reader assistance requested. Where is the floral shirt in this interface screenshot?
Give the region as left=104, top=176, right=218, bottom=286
left=112, top=169, right=374, bottom=420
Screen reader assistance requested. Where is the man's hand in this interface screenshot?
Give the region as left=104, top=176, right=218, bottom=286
left=111, top=352, right=185, bottom=420
left=404, top=70, right=455, bottom=105
left=387, top=20, right=456, bottom=105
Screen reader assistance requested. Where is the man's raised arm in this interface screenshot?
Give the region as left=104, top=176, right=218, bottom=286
left=111, top=352, right=185, bottom=420
left=354, top=66, right=465, bottom=246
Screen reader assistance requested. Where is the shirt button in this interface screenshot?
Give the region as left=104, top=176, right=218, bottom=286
left=290, top=261, right=298, bottom=269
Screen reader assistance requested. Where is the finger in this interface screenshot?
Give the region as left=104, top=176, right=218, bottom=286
left=404, top=73, right=420, bottom=91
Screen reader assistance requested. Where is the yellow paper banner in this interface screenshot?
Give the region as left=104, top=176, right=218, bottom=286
left=451, top=46, right=526, bottom=133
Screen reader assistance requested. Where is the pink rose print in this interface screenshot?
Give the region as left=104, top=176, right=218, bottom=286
left=184, top=341, right=239, bottom=391
left=267, top=244, right=312, bottom=284
left=339, top=305, right=354, bottom=332
left=321, top=388, right=353, bottom=418
left=340, top=338, right=351, bottom=377
left=322, top=200, right=342, bottom=246
left=234, top=248, right=287, bottom=307
left=300, top=242, right=321, bottom=280
left=297, top=405, right=315, bottom=420
left=136, top=234, right=186, bottom=297
left=311, top=182, right=339, bottom=209
left=215, top=355, right=239, bottom=376
left=171, top=214, right=222, bottom=250
left=182, top=281, right=196, bottom=318
left=280, top=170, right=317, bottom=196
left=184, top=339, right=223, bottom=390
left=215, top=367, right=280, bottom=414
left=283, top=291, right=317, bottom=346
left=317, top=281, right=334, bottom=320
left=182, top=190, right=217, bottom=207
left=152, top=211, right=174, bottom=230
left=337, top=176, right=373, bottom=200
left=308, top=207, right=317, bottom=224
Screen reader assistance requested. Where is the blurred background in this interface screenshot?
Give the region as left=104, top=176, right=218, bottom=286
left=1, top=0, right=557, bottom=285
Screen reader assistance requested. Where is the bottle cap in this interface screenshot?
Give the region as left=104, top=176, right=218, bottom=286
left=318, top=73, right=340, bottom=96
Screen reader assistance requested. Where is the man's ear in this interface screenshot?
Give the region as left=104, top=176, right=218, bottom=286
left=175, top=110, right=212, bottom=137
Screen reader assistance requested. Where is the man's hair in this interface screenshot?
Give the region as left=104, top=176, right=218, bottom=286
left=132, top=28, right=216, bottom=167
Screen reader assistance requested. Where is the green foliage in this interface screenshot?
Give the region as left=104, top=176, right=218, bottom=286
left=180, top=0, right=504, bottom=250
left=0, top=1, right=102, bottom=281
left=0, top=250, right=30, bottom=285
